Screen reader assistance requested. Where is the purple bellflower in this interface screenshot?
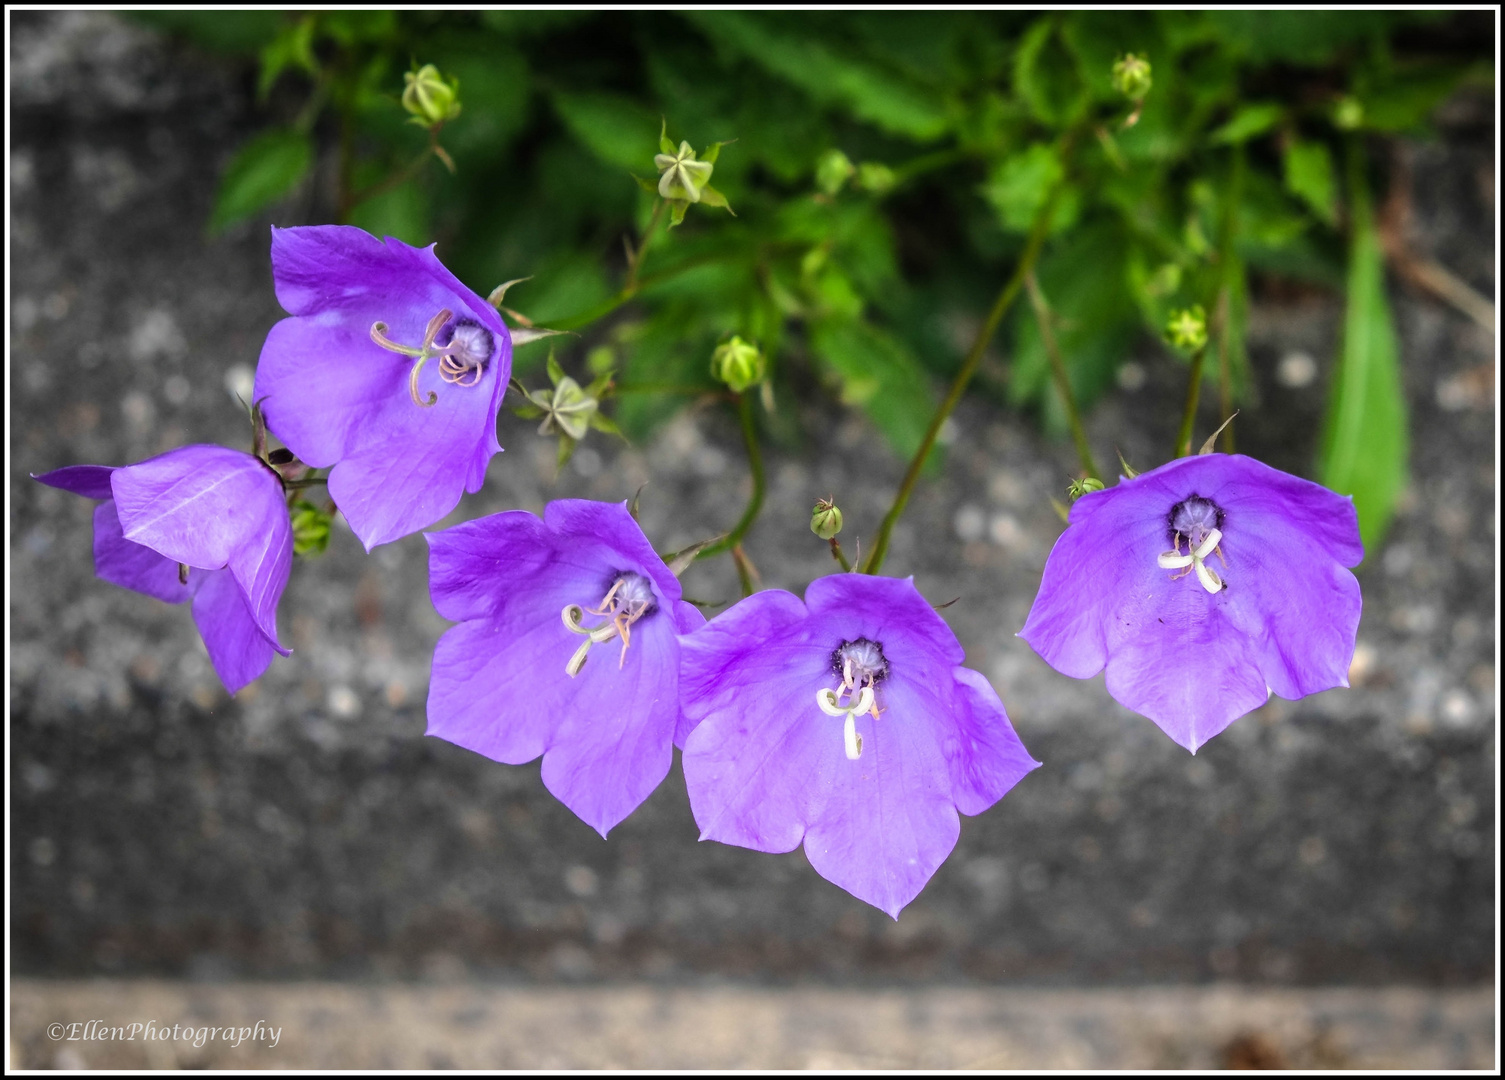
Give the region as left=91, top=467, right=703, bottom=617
left=33, top=446, right=294, bottom=694
left=425, top=500, right=704, bottom=836
left=679, top=574, right=1040, bottom=918
left=254, top=225, right=512, bottom=550
left=1020, top=453, right=1363, bottom=753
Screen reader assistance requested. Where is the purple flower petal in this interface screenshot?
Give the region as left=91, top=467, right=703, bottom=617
left=425, top=499, right=698, bottom=835
left=92, top=500, right=191, bottom=604
left=255, top=225, right=512, bottom=550
left=190, top=567, right=280, bottom=694
left=681, top=575, right=1036, bottom=917
left=108, top=445, right=292, bottom=651
left=1020, top=453, right=1363, bottom=752
left=801, top=693, right=961, bottom=920
left=32, top=464, right=117, bottom=500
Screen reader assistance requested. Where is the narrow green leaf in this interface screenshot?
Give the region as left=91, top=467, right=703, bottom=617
left=209, top=128, right=311, bottom=234
left=1283, top=139, right=1337, bottom=226
left=553, top=91, right=660, bottom=171
left=1209, top=102, right=1284, bottom=145
left=1320, top=144, right=1408, bottom=557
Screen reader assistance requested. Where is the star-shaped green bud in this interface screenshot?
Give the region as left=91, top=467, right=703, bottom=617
left=709, top=336, right=765, bottom=393
left=1111, top=53, right=1152, bottom=102
left=1165, top=305, right=1208, bottom=351
left=402, top=64, right=461, bottom=127
left=655, top=141, right=714, bottom=202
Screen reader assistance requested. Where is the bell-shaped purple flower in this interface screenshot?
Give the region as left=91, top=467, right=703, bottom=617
left=254, top=225, right=512, bottom=551
left=679, top=574, right=1040, bottom=919
left=33, top=446, right=294, bottom=694
left=1020, top=453, right=1363, bottom=753
left=425, top=500, right=704, bottom=837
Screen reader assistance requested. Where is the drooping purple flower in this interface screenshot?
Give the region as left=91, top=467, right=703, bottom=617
left=254, top=225, right=512, bottom=551
left=679, top=574, right=1040, bottom=919
left=33, top=446, right=294, bottom=694
left=1020, top=453, right=1363, bottom=753
left=425, top=499, right=704, bottom=836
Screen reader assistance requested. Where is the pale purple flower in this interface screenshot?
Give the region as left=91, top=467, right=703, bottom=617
left=254, top=225, right=512, bottom=550
left=1020, top=453, right=1363, bottom=752
left=680, top=574, right=1039, bottom=919
left=425, top=500, right=704, bottom=836
left=33, top=446, right=294, bottom=694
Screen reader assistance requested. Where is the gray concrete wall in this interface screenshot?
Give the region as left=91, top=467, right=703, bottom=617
left=10, top=11, right=1496, bottom=997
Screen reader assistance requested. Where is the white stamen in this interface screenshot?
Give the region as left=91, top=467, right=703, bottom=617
left=843, top=712, right=862, bottom=760
left=1158, top=527, right=1225, bottom=593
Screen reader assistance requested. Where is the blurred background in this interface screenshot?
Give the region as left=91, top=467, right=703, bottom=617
left=9, top=9, right=1495, bottom=1069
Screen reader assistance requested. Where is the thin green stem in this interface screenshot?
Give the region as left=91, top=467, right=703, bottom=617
left=347, top=128, right=441, bottom=213
left=1025, top=270, right=1100, bottom=479
left=1213, top=144, right=1246, bottom=454
left=861, top=182, right=1063, bottom=575
left=731, top=545, right=757, bottom=597
left=624, top=199, right=666, bottom=292
left=696, top=393, right=765, bottom=560
left=1175, top=345, right=1209, bottom=458
left=828, top=538, right=852, bottom=571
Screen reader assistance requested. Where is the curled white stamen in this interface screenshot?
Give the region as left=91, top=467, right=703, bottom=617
left=559, top=577, right=655, bottom=678
left=1158, top=526, right=1225, bottom=593
left=815, top=684, right=874, bottom=759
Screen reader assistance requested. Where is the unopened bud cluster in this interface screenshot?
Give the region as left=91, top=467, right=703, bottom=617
left=402, top=64, right=461, bottom=127
left=811, top=498, right=843, bottom=540
left=1111, top=53, right=1152, bottom=102
left=710, top=336, right=765, bottom=393
left=1165, top=305, right=1208, bottom=351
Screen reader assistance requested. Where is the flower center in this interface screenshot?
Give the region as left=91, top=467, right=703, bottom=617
left=814, top=638, right=888, bottom=760
left=560, top=571, right=657, bottom=677
left=370, top=309, right=496, bottom=408
left=1158, top=495, right=1226, bottom=593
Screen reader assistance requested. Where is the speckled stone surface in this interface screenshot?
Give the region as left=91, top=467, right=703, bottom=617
left=10, top=11, right=1497, bottom=988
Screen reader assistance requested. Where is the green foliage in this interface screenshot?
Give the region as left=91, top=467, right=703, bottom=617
left=1320, top=143, right=1408, bottom=557
left=160, top=10, right=1484, bottom=478
left=208, top=128, right=311, bottom=235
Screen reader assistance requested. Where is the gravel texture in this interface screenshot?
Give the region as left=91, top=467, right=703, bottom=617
left=10, top=11, right=1497, bottom=991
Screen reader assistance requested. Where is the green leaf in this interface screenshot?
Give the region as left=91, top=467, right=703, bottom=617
left=347, top=176, right=429, bottom=247
left=808, top=318, right=936, bottom=464
left=256, top=15, right=316, bottom=100
left=1320, top=145, right=1408, bottom=557
left=208, top=128, right=312, bottom=234
left=1283, top=139, right=1337, bottom=226
left=1014, top=17, right=1087, bottom=127
left=683, top=12, right=949, bottom=140
left=1209, top=102, right=1284, bottom=145
left=659, top=118, right=676, bottom=156
left=983, top=143, right=1079, bottom=235
left=588, top=412, right=624, bottom=437
left=553, top=91, right=660, bottom=171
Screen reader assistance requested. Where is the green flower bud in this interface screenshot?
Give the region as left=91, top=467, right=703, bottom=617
left=1067, top=477, right=1106, bottom=500
left=710, top=336, right=765, bottom=393
left=402, top=64, right=461, bottom=127
left=1111, top=53, right=1152, bottom=102
left=290, top=500, right=333, bottom=557
left=811, top=498, right=844, bottom=540
left=655, top=140, right=714, bottom=203
left=529, top=375, right=598, bottom=441
left=1333, top=95, right=1364, bottom=131
left=855, top=162, right=896, bottom=195
left=1165, top=305, right=1208, bottom=351
left=815, top=149, right=856, bottom=196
